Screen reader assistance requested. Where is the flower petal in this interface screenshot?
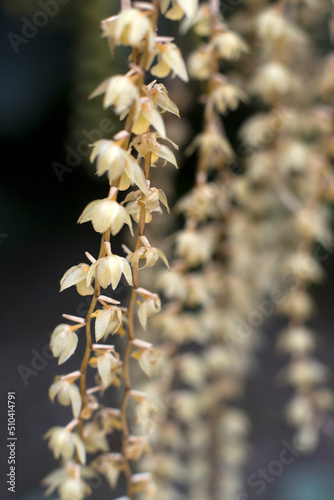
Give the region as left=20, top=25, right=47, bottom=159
left=95, top=309, right=113, bottom=342
left=78, top=200, right=100, bottom=224
left=60, top=265, right=87, bottom=292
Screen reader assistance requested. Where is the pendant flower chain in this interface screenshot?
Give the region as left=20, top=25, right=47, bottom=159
left=43, top=2, right=192, bottom=499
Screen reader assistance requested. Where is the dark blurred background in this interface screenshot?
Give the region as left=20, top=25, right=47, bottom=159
left=1, top=1, right=334, bottom=500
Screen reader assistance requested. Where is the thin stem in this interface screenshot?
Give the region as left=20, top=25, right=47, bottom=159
left=78, top=230, right=109, bottom=437
left=210, top=0, right=220, bottom=17
left=121, top=152, right=152, bottom=498
left=116, top=10, right=159, bottom=497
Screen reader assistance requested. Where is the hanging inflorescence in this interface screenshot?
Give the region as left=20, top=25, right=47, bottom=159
left=43, top=1, right=334, bottom=500
left=139, top=3, right=257, bottom=500
left=43, top=2, right=195, bottom=499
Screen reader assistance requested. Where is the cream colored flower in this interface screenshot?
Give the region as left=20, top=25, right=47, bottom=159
left=82, top=422, right=109, bottom=454
left=171, top=391, right=201, bottom=422
left=95, top=307, right=122, bottom=342
left=177, top=183, right=228, bottom=221
left=294, top=205, right=332, bottom=243
left=131, top=472, right=156, bottom=497
left=186, top=131, right=234, bottom=170
left=220, top=440, right=249, bottom=466
left=187, top=424, right=210, bottom=451
left=89, top=75, right=140, bottom=114
left=43, top=463, right=92, bottom=500
left=156, top=311, right=202, bottom=344
left=151, top=42, right=189, bottom=82
left=188, top=46, right=211, bottom=80
left=99, top=408, right=122, bottom=433
left=125, top=435, right=151, bottom=460
left=131, top=339, right=159, bottom=377
left=277, top=327, right=316, bottom=355
left=177, top=354, right=206, bottom=387
left=44, top=427, right=86, bottom=464
left=138, top=294, right=161, bottom=330
left=141, top=453, right=186, bottom=482
left=157, top=269, right=187, bottom=301
left=220, top=409, right=250, bottom=437
left=211, top=80, right=248, bottom=115
left=188, top=457, right=210, bottom=483
left=131, top=133, right=178, bottom=168
left=238, top=112, right=278, bottom=148
left=90, top=140, right=148, bottom=194
left=282, top=358, right=329, bottom=387
left=132, top=97, right=166, bottom=137
left=127, top=238, right=169, bottom=270
left=213, top=31, right=248, bottom=60
left=282, top=253, right=324, bottom=284
left=78, top=198, right=133, bottom=235
left=286, top=394, right=313, bottom=427
left=90, top=350, right=122, bottom=388
left=102, top=8, right=154, bottom=51
left=186, top=273, right=212, bottom=306
left=204, top=346, right=239, bottom=375
left=124, top=186, right=169, bottom=223
left=49, top=379, right=81, bottom=418
left=192, top=3, right=211, bottom=36
left=249, top=62, right=297, bottom=104
left=60, top=263, right=94, bottom=296
left=175, top=229, right=215, bottom=267
left=80, top=393, right=99, bottom=421
left=257, top=7, right=307, bottom=47
left=50, top=324, right=78, bottom=365
left=93, top=453, right=124, bottom=488
left=149, top=83, right=180, bottom=117
left=87, top=255, right=133, bottom=289
left=279, top=289, right=314, bottom=322
left=277, top=140, right=312, bottom=175
left=160, top=0, right=198, bottom=21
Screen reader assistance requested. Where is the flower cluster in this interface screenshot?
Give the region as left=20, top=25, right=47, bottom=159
left=139, top=3, right=256, bottom=500
left=233, top=0, right=334, bottom=453
left=44, top=1, right=334, bottom=500
left=43, top=2, right=190, bottom=499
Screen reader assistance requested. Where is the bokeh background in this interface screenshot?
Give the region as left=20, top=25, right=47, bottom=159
left=2, top=1, right=334, bottom=499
